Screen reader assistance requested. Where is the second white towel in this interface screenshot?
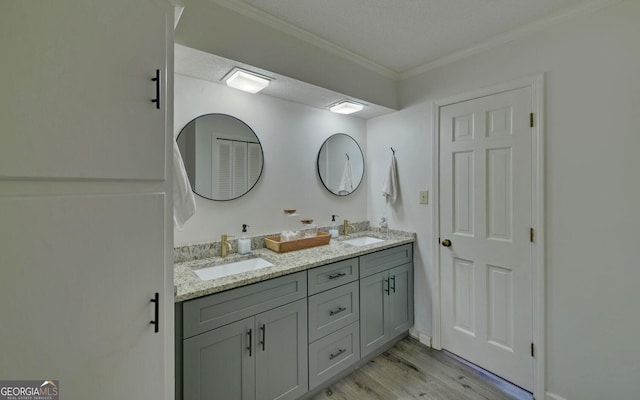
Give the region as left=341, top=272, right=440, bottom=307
left=382, top=154, right=399, bottom=203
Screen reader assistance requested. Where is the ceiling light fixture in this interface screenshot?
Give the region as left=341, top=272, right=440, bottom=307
left=329, top=100, right=364, bottom=115
left=223, top=68, right=271, bottom=94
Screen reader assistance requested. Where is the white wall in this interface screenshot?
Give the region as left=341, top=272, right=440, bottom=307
left=174, top=74, right=368, bottom=245
left=366, top=106, right=432, bottom=337
left=367, top=1, right=640, bottom=399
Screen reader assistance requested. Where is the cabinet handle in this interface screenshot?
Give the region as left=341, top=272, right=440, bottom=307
left=389, top=275, right=396, bottom=293
left=329, top=306, right=347, bottom=316
left=329, top=348, right=346, bottom=360
left=260, top=324, right=266, bottom=351
left=151, top=69, right=161, bottom=109
left=150, top=292, right=159, bottom=333
left=247, top=329, right=253, bottom=357
left=328, top=272, right=346, bottom=280
left=384, top=278, right=390, bottom=295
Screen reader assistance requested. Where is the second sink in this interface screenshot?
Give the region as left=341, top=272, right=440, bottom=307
left=194, top=258, right=274, bottom=281
left=342, top=236, right=385, bottom=246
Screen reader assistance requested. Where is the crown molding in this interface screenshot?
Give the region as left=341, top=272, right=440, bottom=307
left=400, top=0, right=624, bottom=80
left=208, top=0, right=400, bottom=80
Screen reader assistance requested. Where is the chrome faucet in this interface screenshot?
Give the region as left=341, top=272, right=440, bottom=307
left=221, top=234, right=233, bottom=258
left=343, top=219, right=355, bottom=236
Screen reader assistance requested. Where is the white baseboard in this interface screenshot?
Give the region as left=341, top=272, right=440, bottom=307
left=546, top=392, right=568, bottom=400
left=409, top=328, right=432, bottom=347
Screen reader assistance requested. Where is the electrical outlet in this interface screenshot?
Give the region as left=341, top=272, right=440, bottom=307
left=420, top=190, right=428, bottom=205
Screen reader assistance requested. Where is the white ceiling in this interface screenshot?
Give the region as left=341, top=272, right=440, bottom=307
left=175, top=0, right=609, bottom=118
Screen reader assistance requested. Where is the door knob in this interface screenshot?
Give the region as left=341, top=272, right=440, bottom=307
left=441, top=239, right=452, bottom=247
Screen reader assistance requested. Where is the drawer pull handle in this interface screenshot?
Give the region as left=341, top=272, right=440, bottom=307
left=329, top=306, right=347, bottom=316
left=150, top=292, right=159, bottom=333
left=329, top=348, right=347, bottom=360
left=151, top=69, right=161, bottom=109
left=260, top=324, right=266, bottom=351
left=247, top=329, right=253, bottom=357
left=389, top=275, right=396, bottom=293
left=384, top=278, right=390, bottom=295
left=328, top=272, right=346, bottom=280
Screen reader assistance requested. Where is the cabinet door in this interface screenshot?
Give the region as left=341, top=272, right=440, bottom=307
left=0, top=194, right=166, bottom=399
left=255, top=299, right=308, bottom=400
left=183, top=318, right=255, bottom=400
left=389, top=263, right=414, bottom=337
left=0, top=0, right=167, bottom=180
left=360, top=270, right=390, bottom=358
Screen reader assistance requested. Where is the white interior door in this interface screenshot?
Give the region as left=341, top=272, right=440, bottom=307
left=439, top=87, right=533, bottom=390
left=0, top=194, right=165, bottom=399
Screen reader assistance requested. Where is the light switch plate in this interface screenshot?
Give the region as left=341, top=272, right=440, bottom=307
left=420, top=190, right=428, bottom=205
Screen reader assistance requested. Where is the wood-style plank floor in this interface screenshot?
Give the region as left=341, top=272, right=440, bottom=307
left=310, top=337, right=533, bottom=400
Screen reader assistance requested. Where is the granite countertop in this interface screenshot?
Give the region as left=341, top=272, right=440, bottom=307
left=174, top=230, right=415, bottom=302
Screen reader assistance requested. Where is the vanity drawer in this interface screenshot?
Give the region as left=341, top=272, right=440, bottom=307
left=308, top=321, right=360, bottom=390
left=182, top=271, right=306, bottom=339
left=359, top=244, right=413, bottom=278
left=308, top=257, right=359, bottom=295
left=308, top=281, right=359, bottom=342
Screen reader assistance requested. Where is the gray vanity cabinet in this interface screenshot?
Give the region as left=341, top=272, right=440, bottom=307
left=178, top=243, right=414, bottom=399
left=180, top=272, right=308, bottom=400
left=359, top=245, right=414, bottom=358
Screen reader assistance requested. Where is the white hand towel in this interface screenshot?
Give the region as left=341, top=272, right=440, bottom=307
left=382, top=154, right=399, bottom=203
left=173, top=140, right=196, bottom=230
left=337, top=159, right=353, bottom=195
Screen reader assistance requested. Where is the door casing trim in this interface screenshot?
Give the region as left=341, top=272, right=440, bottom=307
left=430, top=74, right=545, bottom=398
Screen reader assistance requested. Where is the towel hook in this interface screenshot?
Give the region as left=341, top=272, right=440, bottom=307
left=391, top=147, right=395, bottom=155
left=346, top=153, right=350, bottom=160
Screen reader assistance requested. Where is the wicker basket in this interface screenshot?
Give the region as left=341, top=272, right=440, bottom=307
left=264, top=231, right=331, bottom=253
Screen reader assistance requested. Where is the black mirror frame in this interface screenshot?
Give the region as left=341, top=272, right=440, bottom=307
left=176, top=113, right=265, bottom=201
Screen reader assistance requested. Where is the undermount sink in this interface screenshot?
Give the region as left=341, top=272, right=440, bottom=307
left=194, top=258, right=274, bottom=281
left=342, top=236, right=385, bottom=246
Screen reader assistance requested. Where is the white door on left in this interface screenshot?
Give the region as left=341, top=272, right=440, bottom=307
left=0, top=194, right=166, bottom=399
left=0, top=0, right=173, bottom=398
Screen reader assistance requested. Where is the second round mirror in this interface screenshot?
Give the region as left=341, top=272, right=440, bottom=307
left=317, top=133, right=364, bottom=196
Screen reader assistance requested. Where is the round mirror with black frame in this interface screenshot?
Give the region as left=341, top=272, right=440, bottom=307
left=176, top=113, right=264, bottom=201
left=317, top=133, right=364, bottom=196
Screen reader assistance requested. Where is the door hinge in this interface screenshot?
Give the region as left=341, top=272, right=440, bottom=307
left=530, top=113, right=534, bottom=128
left=529, top=227, right=534, bottom=243
left=530, top=342, right=535, bottom=357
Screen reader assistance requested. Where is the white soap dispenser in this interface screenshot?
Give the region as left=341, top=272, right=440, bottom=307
left=329, top=215, right=339, bottom=239
left=238, top=224, right=251, bottom=255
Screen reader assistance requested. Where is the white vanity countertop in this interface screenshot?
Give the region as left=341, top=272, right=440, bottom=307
left=174, top=230, right=415, bottom=302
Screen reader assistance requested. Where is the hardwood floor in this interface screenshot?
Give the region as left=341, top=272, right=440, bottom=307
left=310, top=337, right=533, bottom=400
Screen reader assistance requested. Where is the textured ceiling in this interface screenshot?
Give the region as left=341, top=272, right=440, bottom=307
left=235, top=0, right=597, bottom=73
